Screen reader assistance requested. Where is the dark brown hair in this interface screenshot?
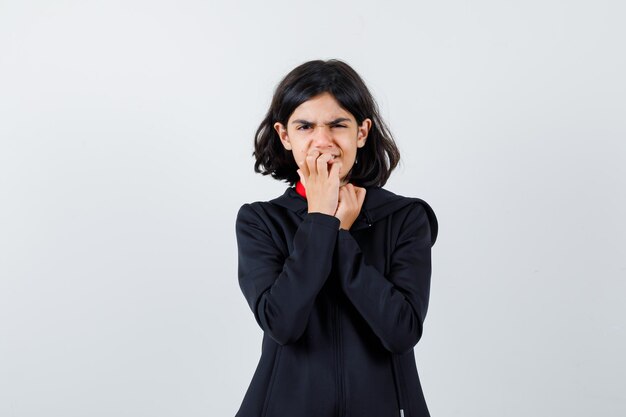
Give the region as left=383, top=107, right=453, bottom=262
left=253, top=59, right=400, bottom=187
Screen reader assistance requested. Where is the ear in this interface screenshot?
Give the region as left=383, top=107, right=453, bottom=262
left=274, top=122, right=292, bottom=150
left=356, top=118, right=371, bottom=148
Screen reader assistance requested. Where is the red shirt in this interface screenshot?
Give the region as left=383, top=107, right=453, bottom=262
left=295, top=181, right=307, bottom=199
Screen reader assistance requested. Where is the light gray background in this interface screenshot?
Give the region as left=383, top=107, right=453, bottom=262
left=1, top=1, right=624, bottom=416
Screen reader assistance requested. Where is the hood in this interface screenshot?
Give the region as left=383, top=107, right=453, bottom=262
left=270, top=186, right=438, bottom=246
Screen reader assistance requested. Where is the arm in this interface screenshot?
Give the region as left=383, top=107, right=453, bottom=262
left=236, top=204, right=340, bottom=345
left=336, top=202, right=436, bottom=354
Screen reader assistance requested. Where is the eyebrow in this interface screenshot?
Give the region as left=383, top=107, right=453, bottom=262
left=291, top=117, right=352, bottom=125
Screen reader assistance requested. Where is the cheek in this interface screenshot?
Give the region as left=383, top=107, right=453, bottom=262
left=292, top=147, right=307, bottom=167
left=289, top=139, right=310, bottom=166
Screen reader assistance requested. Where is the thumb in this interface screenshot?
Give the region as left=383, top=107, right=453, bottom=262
left=297, top=169, right=306, bottom=187
left=355, top=187, right=366, bottom=207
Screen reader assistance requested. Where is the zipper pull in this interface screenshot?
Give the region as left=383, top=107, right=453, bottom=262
left=399, top=409, right=405, bottom=417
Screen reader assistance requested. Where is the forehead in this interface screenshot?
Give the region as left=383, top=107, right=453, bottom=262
left=288, top=92, right=355, bottom=122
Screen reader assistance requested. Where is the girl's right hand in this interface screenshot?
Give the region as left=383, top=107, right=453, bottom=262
left=297, top=150, right=342, bottom=216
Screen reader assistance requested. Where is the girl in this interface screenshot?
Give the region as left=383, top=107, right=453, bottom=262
left=235, top=59, right=438, bottom=417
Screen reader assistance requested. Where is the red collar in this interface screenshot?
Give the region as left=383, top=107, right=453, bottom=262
left=295, top=181, right=307, bottom=199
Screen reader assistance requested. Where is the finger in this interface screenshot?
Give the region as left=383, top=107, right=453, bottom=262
left=316, top=152, right=333, bottom=177
left=338, top=184, right=348, bottom=201
left=347, top=185, right=359, bottom=205
left=329, top=158, right=342, bottom=180
left=299, top=157, right=310, bottom=179
left=355, top=186, right=367, bottom=207
left=337, top=185, right=354, bottom=209
left=342, top=184, right=356, bottom=201
left=306, top=150, right=320, bottom=177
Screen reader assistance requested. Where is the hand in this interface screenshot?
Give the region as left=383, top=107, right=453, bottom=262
left=297, top=150, right=342, bottom=216
left=334, top=184, right=366, bottom=230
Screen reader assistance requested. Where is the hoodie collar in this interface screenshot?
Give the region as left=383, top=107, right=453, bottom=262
left=269, top=185, right=421, bottom=232
left=270, top=186, right=438, bottom=244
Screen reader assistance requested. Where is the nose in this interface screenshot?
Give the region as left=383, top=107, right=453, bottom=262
left=311, top=125, right=334, bottom=150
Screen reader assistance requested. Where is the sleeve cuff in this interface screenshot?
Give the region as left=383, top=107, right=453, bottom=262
left=305, top=212, right=341, bottom=229
left=338, top=228, right=355, bottom=241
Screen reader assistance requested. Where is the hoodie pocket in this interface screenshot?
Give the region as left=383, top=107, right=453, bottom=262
left=261, top=346, right=283, bottom=417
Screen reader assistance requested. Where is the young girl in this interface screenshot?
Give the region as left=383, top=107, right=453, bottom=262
left=235, top=59, right=438, bottom=417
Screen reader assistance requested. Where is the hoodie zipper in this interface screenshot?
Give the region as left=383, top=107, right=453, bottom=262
left=332, top=282, right=345, bottom=416
left=391, top=354, right=406, bottom=417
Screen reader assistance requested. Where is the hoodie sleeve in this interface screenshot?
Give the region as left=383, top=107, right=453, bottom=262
left=335, top=201, right=437, bottom=354
left=236, top=203, right=340, bottom=345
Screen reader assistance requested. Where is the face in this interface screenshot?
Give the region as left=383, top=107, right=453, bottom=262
left=274, top=92, right=371, bottom=184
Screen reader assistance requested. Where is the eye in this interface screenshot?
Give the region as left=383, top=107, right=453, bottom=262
left=297, top=124, right=311, bottom=130
left=331, top=124, right=347, bottom=128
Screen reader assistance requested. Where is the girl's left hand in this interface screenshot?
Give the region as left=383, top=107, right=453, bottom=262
left=335, top=184, right=366, bottom=230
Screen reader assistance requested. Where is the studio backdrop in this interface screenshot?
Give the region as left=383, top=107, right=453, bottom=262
left=0, top=1, right=624, bottom=416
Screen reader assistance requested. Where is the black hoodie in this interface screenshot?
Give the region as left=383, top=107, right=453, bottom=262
left=235, top=186, right=438, bottom=417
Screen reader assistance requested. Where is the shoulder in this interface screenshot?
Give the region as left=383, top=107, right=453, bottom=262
left=236, top=200, right=270, bottom=217
left=236, top=188, right=300, bottom=228
left=236, top=200, right=278, bottom=228
left=365, top=186, right=438, bottom=247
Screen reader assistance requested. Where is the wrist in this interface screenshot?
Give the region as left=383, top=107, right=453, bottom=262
left=307, top=202, right=337, bottom=216
left=308, top=208, right=336, bottom=216
left=337, top=219, right=354, bottom=230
